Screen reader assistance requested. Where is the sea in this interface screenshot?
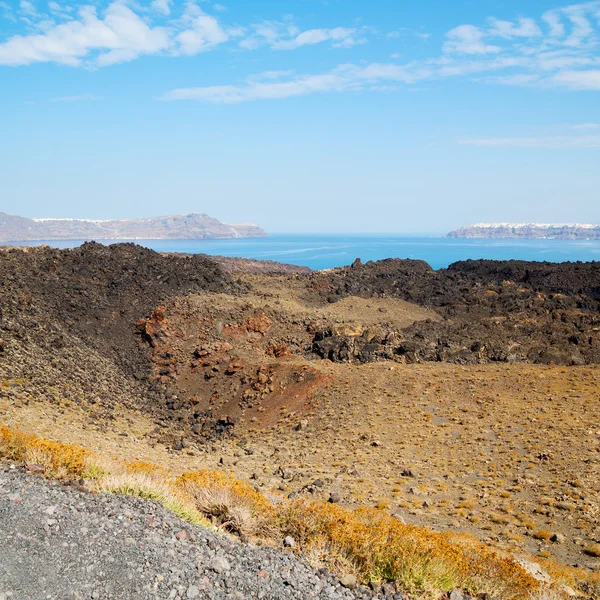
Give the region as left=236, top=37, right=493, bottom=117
left=5, top=233, right=600, bottom=270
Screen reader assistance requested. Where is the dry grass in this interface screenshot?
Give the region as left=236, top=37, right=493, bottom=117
left=0, top=424, right=596, bottom=600
left=0, top=424, right=89, bottom=479
left=177, top=470, right=275, bottom=537
left=99, top=471, right=207, bottom=526
left=277, top=499, right=541, bottom=598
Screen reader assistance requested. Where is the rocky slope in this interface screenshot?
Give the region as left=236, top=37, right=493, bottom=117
left=447, top=223, right=600, bottom=239
left=0, top=212, right=266, bottom=243
left=0, top=466, right=369, bottom=600
left=308, top=258, right=600, bottom=365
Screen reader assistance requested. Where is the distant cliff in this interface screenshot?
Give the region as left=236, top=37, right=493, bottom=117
left=0, top=212, right=267, bottom=243
left=447, top=223, right=600, bottom=240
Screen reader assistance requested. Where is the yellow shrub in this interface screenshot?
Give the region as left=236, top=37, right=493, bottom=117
left=277, top=499, right=538, bottom=597
left=177, top=470, right=275, bottom=537
left=0, top=425, right=89, bottom=479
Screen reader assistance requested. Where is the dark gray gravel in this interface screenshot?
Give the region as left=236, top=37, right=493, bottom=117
left=0, top=466, right=385, bottom=600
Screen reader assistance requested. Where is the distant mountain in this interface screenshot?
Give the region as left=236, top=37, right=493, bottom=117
left=0, top=212, right=267, bottom=243
left=447, top=223, right=600, bottom=240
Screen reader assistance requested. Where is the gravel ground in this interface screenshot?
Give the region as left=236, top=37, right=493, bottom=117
left=0, top=467, right=393, bottom=600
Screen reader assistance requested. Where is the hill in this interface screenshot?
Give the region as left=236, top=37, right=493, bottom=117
left=447, top=223, right=600, bottom=239
left=0, top=212, right=267, bottom=242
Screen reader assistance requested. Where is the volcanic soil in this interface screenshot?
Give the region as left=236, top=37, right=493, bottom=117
left=1, top=244, right=599, bottom=574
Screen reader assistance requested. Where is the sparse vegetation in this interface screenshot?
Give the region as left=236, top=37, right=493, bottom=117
left=1, top=424, right=597, bottom=599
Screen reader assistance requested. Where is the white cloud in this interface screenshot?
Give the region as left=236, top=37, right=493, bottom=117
left=162, top=62, right=429, bottom=103
left=175, top=14, right=228, bottom=55
left=552, top=69, right=600, bottom=89
left=443, top=25, right=501, bottom=55
left=0, top=3, right=171, bottom=66
left=273, top=27, right=360, bottom=50
left=151, top=0, right=171, bottom=16
left=19, top=0, right=37, bottom=17
left=238, top=19, right=365, bottom=51
left=47, top=2, right=73, bottom=15
left=459, top=134, right=600, bottom=149
left=0, top=0, right=599, bottom=104
left=159, top=0, right=600, bottom=104
left=488, top=17, right=542, bottom=39
left=542, top=11, right=566, bottom=37
left=0, top=1, right=235, bottom=67
left=0, top=1, right=16, bottom=22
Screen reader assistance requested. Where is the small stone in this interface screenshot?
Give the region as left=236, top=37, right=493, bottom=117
left=339, top=574, right=357, bottom=589
left=27, top=464, right=45, bottom=474
left=328, top=492, right=341, bottom=504
left=391, top=513, right=406, bottom=523
left=294, top=420, right=309, bottom=431
left=210, top=557, right=230, bottom=574
left=450, top=589, right=464, bottom=600
left=186, top=585, right=200, bottom=599
left=279, top=466, right=292, bottom=480
left=174, top=529, right=189, bottom=541
left=551, top=532, right=565, bottom=544
left=382, top=582, right=397, bottom=595
left=283, top=536, right=295, bottom=548
left=44, top=505, right=57, bottom=515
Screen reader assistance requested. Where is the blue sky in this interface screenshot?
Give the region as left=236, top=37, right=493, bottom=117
left=1, top=0, right=599, bottom=233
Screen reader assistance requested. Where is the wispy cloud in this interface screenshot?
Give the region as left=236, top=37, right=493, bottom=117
left=488, top=17, right=542, bottom=39
left=151, top=0, right=172, bottom=17
left=443, top=25, right=501, bottom=55
left=164, top=0, right=600, bottom=102
left=238, top=19, right=366, bottom=51
left=162, top=62, right=430, bottom=102
left=273, top=27, right=363, bottom=50
left=2, top=0, right=600, bottom=105
left=552, top=69, right=600, bottom=89
left=0, top=2, right=365, bottom=67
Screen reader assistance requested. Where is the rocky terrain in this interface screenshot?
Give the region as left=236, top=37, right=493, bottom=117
left=1, top=244, right=600, bottom=595
left=447, top=223, right=600, bottom=240
left=0, top=212, right=266, bottom=243
left=0, top=466, right=371, bottom=600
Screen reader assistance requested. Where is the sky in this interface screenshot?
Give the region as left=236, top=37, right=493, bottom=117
left=1, top=0, right=599, bottom=233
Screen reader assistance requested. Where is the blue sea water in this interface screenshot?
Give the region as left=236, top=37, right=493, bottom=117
left=5, top=234, right=600, bottom=270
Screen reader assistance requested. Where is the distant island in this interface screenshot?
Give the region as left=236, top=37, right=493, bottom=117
left=447, top=223, right=600, bottom=240
left=0, top=212, right=267, bottom=243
